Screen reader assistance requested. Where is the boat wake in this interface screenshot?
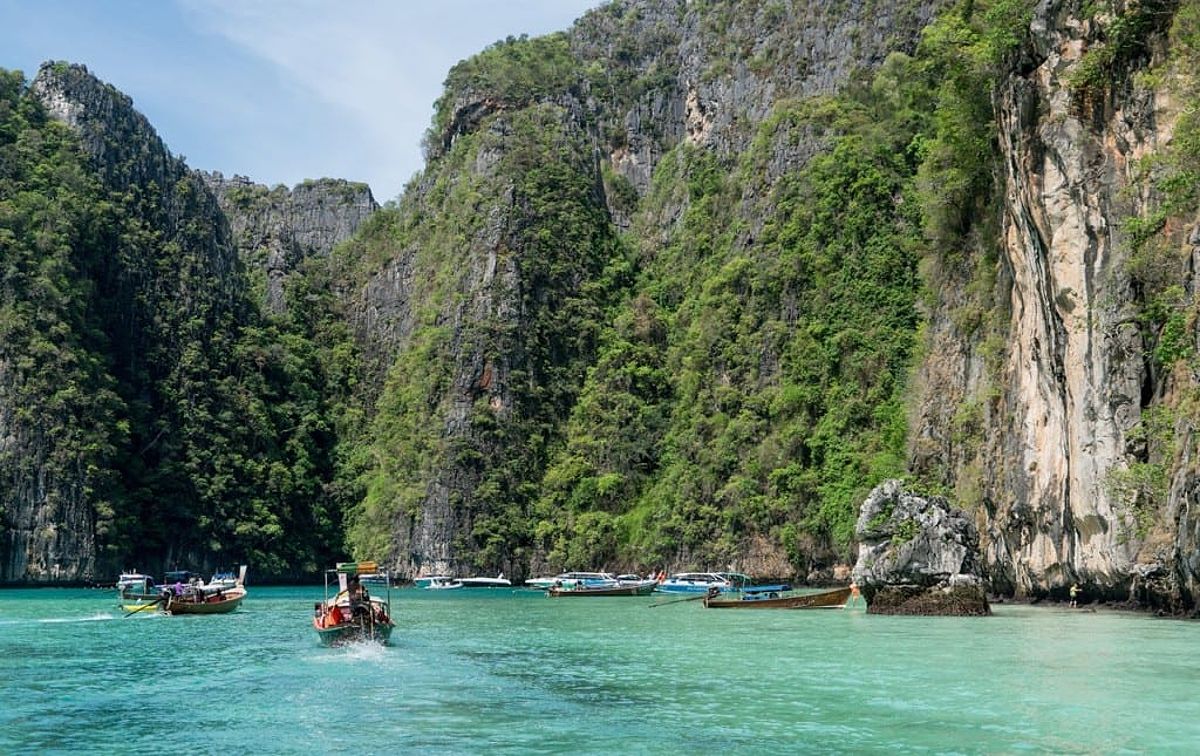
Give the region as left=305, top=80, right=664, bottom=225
left=313, top=640, right=389, bottom=663
left=0, top=612, right=117, bottom=626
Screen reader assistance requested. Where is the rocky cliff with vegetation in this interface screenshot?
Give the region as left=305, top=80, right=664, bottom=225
left=1, top=63, right=356, bottom=582
left=202, top=172, right=377, bottom=314
left=4, top=1, right=1200, bottom=613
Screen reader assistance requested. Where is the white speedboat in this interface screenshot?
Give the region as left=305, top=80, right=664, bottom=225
left=457, top=573, right=512, bottom=588
left=414, top=575, right=452, bottom=588
left=207, top=570, right=240, bottom=590
left=360, top=573, right=390, bottom=589
left=117, top=571, right=154, bottom=592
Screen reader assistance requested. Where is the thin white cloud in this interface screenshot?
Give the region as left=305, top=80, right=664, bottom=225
left=179, top=0, right=600, bottom=199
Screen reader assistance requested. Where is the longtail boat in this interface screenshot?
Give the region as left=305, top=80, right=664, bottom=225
left=313, top=561, right=395, bottom=646
left=548, top=579, right=657, bottom=597
left=122, top=566, right=248, bottom=616
left=162, top=566, right=248, bottom=615
left=703, top=586, right=852, bottom=609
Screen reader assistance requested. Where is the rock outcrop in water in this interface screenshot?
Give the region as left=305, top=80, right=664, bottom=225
left=852, top=480, right=990, bottom=616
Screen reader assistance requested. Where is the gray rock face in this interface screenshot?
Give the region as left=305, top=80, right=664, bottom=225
left=568, top=0, right=946, bottom=201
left=852, top=480, right=990, bottom=615
left=0, top=351, right=96, bottom=583
left=203, top=173, right=378, bottom=314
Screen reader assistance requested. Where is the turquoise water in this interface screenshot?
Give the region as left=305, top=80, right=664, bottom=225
left=1, top=587, right=1197, bottom=754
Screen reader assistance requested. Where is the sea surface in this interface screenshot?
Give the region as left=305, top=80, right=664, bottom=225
left=1, top=586, right=1196, bottom=754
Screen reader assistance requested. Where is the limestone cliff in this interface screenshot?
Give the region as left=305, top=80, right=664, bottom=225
left=910, top=0, right=1200, bottom=612
left=1, top=63, right=366, bottom=582
left=347, top=0, right=948, bottom=578
left=10, top=2, right=1200, bottom=610
left=203, top=173, right=377, bottom=314
left=349, top=0, right=1200, bottom=610
left=3, top=62, right=245, bottom=582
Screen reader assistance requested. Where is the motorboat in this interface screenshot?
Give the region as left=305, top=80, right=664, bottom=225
left=655, top=572, right=737, bottom=594
left=716, top=572, right=792, bottom=595
left=118, top=569, right=200, bottom=604
left=414, top=575, right=451, bottom=588
left=207, top=570, right=240, bottom=590
left=457, top=573, right=512, bottom=588
left=703, top=586, right=851, bottom=609
left=162, top=582, right=247, bottom=615
left=124, top=566, right=248, bottom=616
left=116, top=571, right=153, bottom=592
left=548, top=578, right=657, bottom=597
left=526, top=572, right=617, bottom=590
left=360, top=573, right=390, bottom=589
left=116, top=572, right=157, bottom=604
left=312, top=562, right=395, bottom=646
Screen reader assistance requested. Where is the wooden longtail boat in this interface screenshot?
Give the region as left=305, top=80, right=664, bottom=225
left=703, top=586, right=852, bottom=609
left=163, top=566, right=248, bottom=615
left=313, top=562, right=395, bottom=646
left=121, top=566, right=248, bottom=616
left=547, top=579, right=657, bottom=597
left=165, top=585, right=246, bottom=614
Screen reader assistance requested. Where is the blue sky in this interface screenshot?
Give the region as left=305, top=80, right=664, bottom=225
left=0, top=0, right=601, bottom=202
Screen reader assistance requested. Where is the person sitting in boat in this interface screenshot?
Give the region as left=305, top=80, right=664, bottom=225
left=326, top=603, right=343, bottom=627
left=347, top=576, right=371, bottom=617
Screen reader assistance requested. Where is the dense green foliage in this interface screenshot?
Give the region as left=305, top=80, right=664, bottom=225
left=1069, top=0, right=1178, bottom=104
left=530, top=0, right=1034, bottom=572
left=0, top=69, right=126, bottom=540
left=319, top=1, right=1043, bottom=576
left=0, top=67, right=347, bottom=577
left=348, top=102, right=623, bottom=573
left=429, top=33, right=579, bottom=154
left=31, top=0, right=1200, bottom=581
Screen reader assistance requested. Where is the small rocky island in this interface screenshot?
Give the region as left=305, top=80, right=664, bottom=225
left=852, top=480, right=990, bottom=616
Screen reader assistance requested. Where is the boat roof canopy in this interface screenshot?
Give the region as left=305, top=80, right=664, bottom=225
left=330, top=561, right=381, bottom=575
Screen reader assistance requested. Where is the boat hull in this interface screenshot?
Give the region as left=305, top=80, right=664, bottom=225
left=703, top=587, right=852, bottom=609
left=457, top=578, right=512, bottom=588
left=313, top=618, right=395, bottom=646
left=165, top=589, right=246, bottom=615
left=548, top=581, right=656, bottom=597
left=656, top=585, right=729, bottom=594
